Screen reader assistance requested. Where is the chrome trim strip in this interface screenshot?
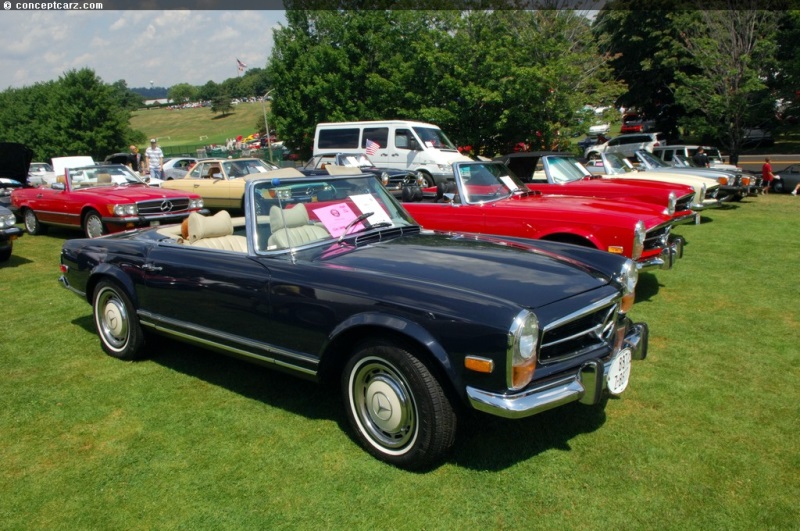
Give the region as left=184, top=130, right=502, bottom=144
left=138, top=311, right=319, bottom=376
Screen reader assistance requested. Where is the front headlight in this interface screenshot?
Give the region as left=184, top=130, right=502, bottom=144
left=113, top=204, right=138, bottom=216
left=191, top=198, right=204, bottom=209
left=436, top=163, right=452, bottom=172
left=380, top=172, right=390, bottom=186
left=0, top=213, right=16, bottom=228
left=507, top=310, right=539, bottom=390
left=632, top=220, right=646, bottom=261
left=616, top=259, right=639, bottom=313
left=666, top=192, right=676, bottom=216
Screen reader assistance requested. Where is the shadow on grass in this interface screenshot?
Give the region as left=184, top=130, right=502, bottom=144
left=75, top=332, right=613, bottom=472
left=634, top=272, right=662, bottom=303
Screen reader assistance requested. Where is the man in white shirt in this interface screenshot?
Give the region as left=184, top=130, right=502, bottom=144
left=144, top=138, right=164, bottom=180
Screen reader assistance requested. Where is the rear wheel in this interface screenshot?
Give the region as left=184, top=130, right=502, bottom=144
left=772, top=180, right=784, bottom=193
left=92, top=280, right=146, bottom=360
left=84, top=210, right=106, bottom=238
left=23, top=209, right=47, bottom=235
left=342, top=341, right=457, bottom=470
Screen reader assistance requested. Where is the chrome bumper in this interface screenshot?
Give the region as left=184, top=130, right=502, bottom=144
left=637, top=236, right=684, bottom=271
left=466, top=321, right=648, bottom=419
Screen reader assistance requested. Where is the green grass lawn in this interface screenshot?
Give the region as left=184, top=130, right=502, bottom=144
left=1, top=195, right=799, bottom=529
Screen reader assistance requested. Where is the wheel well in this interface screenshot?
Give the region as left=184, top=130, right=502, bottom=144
left=82, top=207, right=101, bottom=223
left=318, top=325, right=462, bottom=405
left=541, top=233, right=597, bottom=249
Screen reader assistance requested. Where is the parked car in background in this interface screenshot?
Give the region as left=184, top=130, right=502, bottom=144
left=103, top=153, right=131, bottom=166
left=583, top=153, right=725, bottom=220
left=577, top=134, right=607, bottom=152
left=0, top=205, right=22, bottom=262
left=300, top=152, right=425, bottom=199
left=11, top=164, right=205, bottom=238
left=585, top=132, right=667, bottom=160
left=668, top=154, right=759, bottom=197
left=620, top=112, right=655, bottom=134
left=162, top=157, right=280, bottom=211
left=162, top=157, right=198, bottom=180
left=588, top=122, right=611, bottom=135
left=402, top=160, right=684, bottom=271
left=633, top=150, right=747, bottom=201
left=652, top=145, right=741, bottom=173
left=59, top=171, right=648, bottom=470
left=772, top=164, right=800, bottom=194
left=494, top=151, right=696, bottom=225
left=28, top=162, right=55, bottom=186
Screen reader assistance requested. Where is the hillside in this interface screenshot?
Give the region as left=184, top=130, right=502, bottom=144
left=130, top=102, right=267, bottom=153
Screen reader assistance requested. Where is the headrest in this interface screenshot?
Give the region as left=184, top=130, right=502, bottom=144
left=270, top=203, right=309, bottom=231
left=243, top=167, right=304, bottom=181
left=185, top=210, right=233, bottom=243
left=97, top=173, right=112, bottom=183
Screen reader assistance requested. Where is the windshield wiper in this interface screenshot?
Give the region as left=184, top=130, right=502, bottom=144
left=338, top=212, right=374, bottom=243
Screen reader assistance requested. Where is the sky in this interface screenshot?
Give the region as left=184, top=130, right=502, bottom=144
left=0, top=10, right=288, bottom=90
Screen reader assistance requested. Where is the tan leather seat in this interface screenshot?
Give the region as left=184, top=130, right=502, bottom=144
left=184, top=210, right=248, bottom=252
left=267, top=204, right=330, bottom=249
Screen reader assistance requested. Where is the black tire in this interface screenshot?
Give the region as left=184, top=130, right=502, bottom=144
left=0, top=245, right=10, bottom=262
left=84, top=210, right=106, bottom=239
left=342, top=342, right=457, bottom=470
left=418, top=172, right=435, bottom=188
left=92, top=280, right=146, bottom=360
left=23, top=208, right=47, bottom=235
left=772, top=180, right=784, bottom=193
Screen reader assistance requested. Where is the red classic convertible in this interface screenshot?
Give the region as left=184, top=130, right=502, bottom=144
left=403, top=161, right=684, bottom=271
left=11, top=164, right=206, bottom=238
left=493, top=151, right=697, bottom=225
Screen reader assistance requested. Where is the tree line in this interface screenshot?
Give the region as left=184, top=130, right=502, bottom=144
left=1, top=8, right=797, bottom=164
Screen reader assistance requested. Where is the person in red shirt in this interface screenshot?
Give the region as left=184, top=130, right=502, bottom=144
left=762, top=157, right=775, bottom=194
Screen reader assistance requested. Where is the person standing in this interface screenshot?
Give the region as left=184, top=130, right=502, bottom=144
left=761, top=157, right=775, bottom=194
left=128, top=145, right=142, bottom=174
left=144, top=138, right=164, bottom=181
left=692, top=147, right=709, bottom=167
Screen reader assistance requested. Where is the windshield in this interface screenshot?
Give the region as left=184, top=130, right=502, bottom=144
left=336, top=153, right=374, bottom=167
left=544, top=156, right=589, bottom=183
left=412, top=127, right=458, bottom=151
left=673, top=154, right=694, bottom=167
left=454, top=162, right=526, bottom=203
left=222, top=159, right=277, bottom=178
left=31, top=163, right=53, bottom=173
left=636, top=150, right=670, bottom=168
left=604, top=154, right=637, bottom=174
left=67, top=165, right=145, bottom=188
left=251, top=174, right=417, bottom=252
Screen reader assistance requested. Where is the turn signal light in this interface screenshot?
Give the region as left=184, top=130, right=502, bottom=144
left=465, top=356, right=494, bottom=374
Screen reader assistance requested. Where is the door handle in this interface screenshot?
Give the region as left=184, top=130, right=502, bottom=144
left=141, top=263, right=163, bottom=272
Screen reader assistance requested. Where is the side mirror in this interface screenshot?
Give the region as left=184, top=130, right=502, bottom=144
left=407, top=137, right=421, bottom=151
left=52, top=182, right=65, bottom=191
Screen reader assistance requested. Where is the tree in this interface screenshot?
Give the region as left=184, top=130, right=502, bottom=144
left=168, top=83, right=198, bottom=104
left=210, top=95, right=234, bottom=117
left=670, top=9, right=779, bottom=163
left=266, top=10, right=622, bottom=158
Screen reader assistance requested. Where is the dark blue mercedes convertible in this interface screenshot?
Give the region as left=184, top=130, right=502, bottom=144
left=59, top=171, right=648, bottom=470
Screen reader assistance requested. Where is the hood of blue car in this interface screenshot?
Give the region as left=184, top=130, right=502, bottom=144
left=315, top=232, right=614, bottom=310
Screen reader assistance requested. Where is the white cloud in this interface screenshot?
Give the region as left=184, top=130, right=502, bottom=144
left=0, top=10, right=286, bottom=90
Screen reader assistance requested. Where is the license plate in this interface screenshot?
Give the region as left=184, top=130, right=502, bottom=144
left=607, top=348, right=632, bottom=395
left=149, top=220, right=160, bottom=227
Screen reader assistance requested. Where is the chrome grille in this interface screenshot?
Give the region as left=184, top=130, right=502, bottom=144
left=539, top=298, right=619, bottom=364
left=644, top=223, right=671, bottom=252
left=676, top=193, right=694, bottom=212
left=137, top=198, right=192, bottom=214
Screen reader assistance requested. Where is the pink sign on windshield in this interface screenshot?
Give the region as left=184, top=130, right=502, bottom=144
left=312, top=202, right=364, bottom=237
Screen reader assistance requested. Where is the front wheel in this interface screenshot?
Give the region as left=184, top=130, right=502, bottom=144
left=342, top=342, right=457, bottom=470
left=23, top=209, right=47, bottom=235
left=84, top=210, right=106, bottom=238
left=418, top=172, right=435, bottom=188
left=772, top=180, right=784, bottom=193
left=93, top=280, right=146, bottom=360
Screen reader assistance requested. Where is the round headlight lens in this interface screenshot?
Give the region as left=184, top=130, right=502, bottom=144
left=617, top=259, right=639, bottom=296
left=508, top=310, right=539, bottom=390
left=0, top=213, right=15, bottom=228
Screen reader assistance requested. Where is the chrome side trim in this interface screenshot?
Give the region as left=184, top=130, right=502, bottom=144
left=138, top=311, right=319, bottom=376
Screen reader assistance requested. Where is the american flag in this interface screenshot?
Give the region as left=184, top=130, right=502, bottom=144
left=236, top=58, right=247, bottom=71
left=365, top=139, right=379, bottom=155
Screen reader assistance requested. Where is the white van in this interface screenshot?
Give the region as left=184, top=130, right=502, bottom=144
left=314, top=120, right=471, bottom=186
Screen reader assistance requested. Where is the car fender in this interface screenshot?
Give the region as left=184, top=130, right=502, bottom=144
left=526, top=225, right=605, bottom=250
left=323, top=310, right=462, bottom=392
left=85, top=262, right=140, bottom=307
